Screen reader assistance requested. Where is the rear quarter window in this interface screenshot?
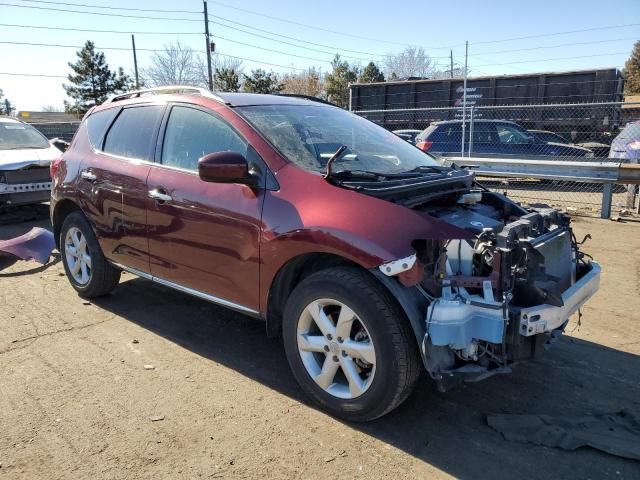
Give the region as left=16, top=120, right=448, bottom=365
left=426, top=124, right=462, bottom=142
left=103, top=105, right=164, bottom=160
left=86, top=108, right=119, bottom=149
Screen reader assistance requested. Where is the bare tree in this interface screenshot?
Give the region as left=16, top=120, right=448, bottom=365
left=430, top=66, right=466, bottom=80
left=142, top=41, right=205, bottom=87
left=281, top=68, right=325, bottom=97
left=193, top=53, right=244, bottom=91
left=212, top=54, right=243, bottom=75
left=41, top=105, right=60, bottom=112
left=383, top=47, right=435, bottom=80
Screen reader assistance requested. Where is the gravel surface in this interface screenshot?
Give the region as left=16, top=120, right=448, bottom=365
left=1, top=213, right=639, bottom=479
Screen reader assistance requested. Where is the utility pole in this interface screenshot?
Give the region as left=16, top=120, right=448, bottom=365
left=460, top=41, right=468, bottom=157
left=203, top=0, right=213, bottom=91
left=450, top=50, right=454, bottom=79
left=131, top=34, right=139, bottom=89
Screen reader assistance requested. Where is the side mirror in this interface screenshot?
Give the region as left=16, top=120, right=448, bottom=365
left=198, top=151, right=258, bottom=186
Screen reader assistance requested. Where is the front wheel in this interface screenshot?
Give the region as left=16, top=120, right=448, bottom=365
left=282, top=267, right=421, bottom=421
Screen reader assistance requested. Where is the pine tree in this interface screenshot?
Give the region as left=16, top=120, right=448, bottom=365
left=214, top=67, right=241, bottom=92
left=624, top=40, right=640, bottom=95
left=358, top=62, right=385, bottom=83
left=0, top=88, right=13, bottom=115
left=242, top=69, right=283, bottom=94
left=325, top=55, right=359, bottom=108
left=63, top=41, right=132, bottom=114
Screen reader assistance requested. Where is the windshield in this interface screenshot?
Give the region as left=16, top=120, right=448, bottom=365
left=237, top=104, right=440, bottom=174
left=534, top=131, right=569, bottom=144
left=618, top=122, right=640, bottom=141
left=0, top=122, right=50, bottom=150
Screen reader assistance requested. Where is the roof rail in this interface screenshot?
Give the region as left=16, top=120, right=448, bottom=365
left=105, top=86, right=226, bottom=104
left=274, top=93, right=337, bottom=107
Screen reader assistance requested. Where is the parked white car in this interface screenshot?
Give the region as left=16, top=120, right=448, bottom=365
left=0, top=117, right=62, bottom=208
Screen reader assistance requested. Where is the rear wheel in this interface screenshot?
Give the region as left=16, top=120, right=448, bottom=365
left=60, top=211, right=120, bottom=298
left=282, top=267, right=421, bottom=421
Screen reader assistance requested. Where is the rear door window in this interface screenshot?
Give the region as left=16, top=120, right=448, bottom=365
left=103, top=105, right=164, bottom=160
left=86, top=108, right=119, bottom=149
left=161, top=106, right=247, bottom=171
left=472, top=123, right=498, bottom=144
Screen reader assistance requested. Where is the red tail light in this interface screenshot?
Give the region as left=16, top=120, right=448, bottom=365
left=50, top=158, right=62, bottom=179
left=416, top=140, right=433, bottom=152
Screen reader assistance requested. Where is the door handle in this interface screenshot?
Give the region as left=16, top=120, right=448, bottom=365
left=80, top=170, right=97, bottom=182
left=148, top=189, right=173, bottom=202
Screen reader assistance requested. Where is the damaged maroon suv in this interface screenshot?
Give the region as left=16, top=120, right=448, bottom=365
left=51, top=87, right=600, bottom=421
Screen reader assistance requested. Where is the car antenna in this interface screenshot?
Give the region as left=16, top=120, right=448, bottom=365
left=324, top=145, right=348, bottom=180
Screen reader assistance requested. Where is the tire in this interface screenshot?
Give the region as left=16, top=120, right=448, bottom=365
left=282, top=266, right=421, bottom=421
left=60, top=211, right=121, bottom=298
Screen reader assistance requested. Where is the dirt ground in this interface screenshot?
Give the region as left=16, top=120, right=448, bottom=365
left=1, top=212, right=639, bottom=479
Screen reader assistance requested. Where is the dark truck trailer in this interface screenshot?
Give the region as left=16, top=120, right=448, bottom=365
left=350, top=68, right=624, bottom=137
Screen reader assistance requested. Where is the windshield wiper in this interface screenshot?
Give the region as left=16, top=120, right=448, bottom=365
left=405, top=165, right=448, bottom=174
left=330, top=169, right=385, bottom=180
left=323, top=145, right=348, bottom=179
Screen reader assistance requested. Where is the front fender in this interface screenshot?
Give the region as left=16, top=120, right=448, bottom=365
left=258, top=163, right=470, bottom=314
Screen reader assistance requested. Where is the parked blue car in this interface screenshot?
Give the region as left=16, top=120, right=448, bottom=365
left=416, top=120, right=593, bottom=158
left=608, top=120, right=640, bottom=162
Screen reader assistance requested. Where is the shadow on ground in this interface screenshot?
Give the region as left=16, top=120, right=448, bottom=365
left=92, top=276, right=640, bottom=479
left=0, top=206, right=51, bottom=240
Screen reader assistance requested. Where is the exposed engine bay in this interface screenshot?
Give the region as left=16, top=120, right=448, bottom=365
left=337, top=170, right=601, bottom=391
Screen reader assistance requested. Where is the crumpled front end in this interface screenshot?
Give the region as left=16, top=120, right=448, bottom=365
left=379, top=194, right=600, bottom=391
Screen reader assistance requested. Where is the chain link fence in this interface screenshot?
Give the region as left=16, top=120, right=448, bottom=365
left=29, top=122, right=80, bottom=142
left=14, top=103, right=640, bottom=217
left=353, top=101, right=640, bottom=217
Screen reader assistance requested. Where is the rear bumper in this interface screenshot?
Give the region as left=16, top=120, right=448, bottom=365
left=514, top=261, right=601, bottom=336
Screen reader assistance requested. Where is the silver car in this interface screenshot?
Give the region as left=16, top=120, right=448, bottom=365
left=0, top=117, right=61, bottom=208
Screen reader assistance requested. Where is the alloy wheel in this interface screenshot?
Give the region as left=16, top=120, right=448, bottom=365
left=296, top=298, right=376, bottom=399
left=64, top=226, right=92, bottom=285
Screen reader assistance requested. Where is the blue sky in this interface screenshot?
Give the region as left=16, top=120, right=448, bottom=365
left=0, top=0, right=638, bottom=111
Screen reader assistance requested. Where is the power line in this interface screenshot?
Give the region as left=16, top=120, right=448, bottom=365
left=0, top=41, right=309, bottom=71
left=205, top=0, right=414, bottom=48
left=0, top=72, right=67, bottom=78
left=21, top=0, right=419, bottom=49
left=4, top=1, right=636, bottom=69
left=208, top=17, right=390, bottom=58
left=471, top=36, right=638, bottom=57
left=1, top=20, right=632, bottom=66
left=213, top=35, right=332, bottom=64
left=215, top=53, right=305, bottom=71
left=10, top=0, right=396, bottom=58
left=0, top=22, right=203, bottom=35
left=7, top=0, right=640, bottom=56
left=472, top=52, right=628, bottom=68
left=4, top=0, right=392, bottom=60
left=210, top=21, right=383, bottom=62
left=470, top=23, right=640, bottom=46
left=19, top=0, right=201, bottom=14
left=0, top=2, right=202, bottom=21
left=0, top=40, right=192, bottom=53
left=0, top=20, right=382, bottom=63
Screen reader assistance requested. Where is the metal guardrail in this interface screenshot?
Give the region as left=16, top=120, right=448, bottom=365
left=442, top=156, right=640, bottom=219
